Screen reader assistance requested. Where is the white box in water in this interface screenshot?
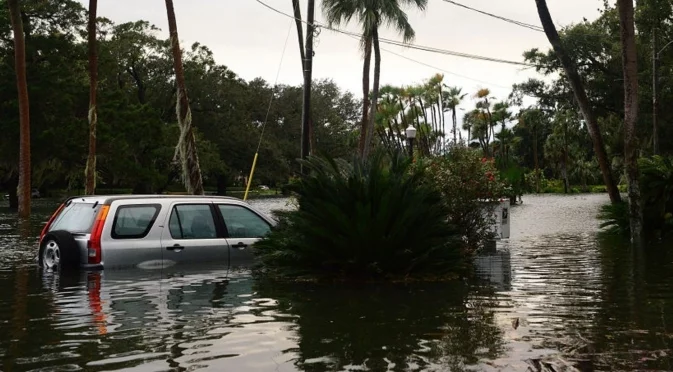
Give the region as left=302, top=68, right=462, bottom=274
left=500, top=200, right=510, bottom=239
left=483, top=200, right=511, bottom=240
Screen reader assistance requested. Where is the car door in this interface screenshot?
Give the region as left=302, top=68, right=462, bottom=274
left=160, top=202, right=229, bottom=268
left=215, top=203, right=272, bottom=265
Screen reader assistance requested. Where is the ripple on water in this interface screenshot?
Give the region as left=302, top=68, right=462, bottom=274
left=0, top=195, right=672, bottom=371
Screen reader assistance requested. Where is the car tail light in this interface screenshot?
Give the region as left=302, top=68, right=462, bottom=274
left=40, top=203, right=66, bottom=243
left=87, top=205, right=110, bottom=265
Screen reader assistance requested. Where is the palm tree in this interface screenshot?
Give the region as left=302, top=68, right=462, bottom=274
left=322, top=0, right=428, bottom=159
left=8, top=0, right=31, bottom=217
left=85, top=0, right=98, bottom=195
left=443, top=86, right=467, bottom=146
left=617, top=0, right=643, bottom=243
left=165, top=0, right=204, bottom=194
left=535, top=0, right=621, bottom=204
left=492, top=101, right=512, bottom=158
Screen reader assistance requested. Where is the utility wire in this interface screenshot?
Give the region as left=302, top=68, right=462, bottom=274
left=255, top=0, right=537, bottom=68
left=341, top=32, right=512, bottom=90
left=257, top=18, right=294, bottom=152
left=441, top=0, right=544, bottom=32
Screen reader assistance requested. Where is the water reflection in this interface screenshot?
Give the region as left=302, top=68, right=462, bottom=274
left=255, top=281, right=505, bottom=372
left=0, top=195, right=672, bottom=371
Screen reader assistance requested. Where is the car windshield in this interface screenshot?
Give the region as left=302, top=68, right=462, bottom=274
left=49, top=202, right=101, bottom=234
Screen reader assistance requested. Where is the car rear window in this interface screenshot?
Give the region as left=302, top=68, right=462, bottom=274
left=49, top=202, right=101, bottom=234
left=112, top=204, right=161, bottom=239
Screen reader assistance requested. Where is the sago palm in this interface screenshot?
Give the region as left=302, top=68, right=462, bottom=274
left=322, top=0, right=428, bottom=159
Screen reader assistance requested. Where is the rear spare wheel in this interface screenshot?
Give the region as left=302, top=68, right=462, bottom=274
left=39, top=230, right=81, bottom=272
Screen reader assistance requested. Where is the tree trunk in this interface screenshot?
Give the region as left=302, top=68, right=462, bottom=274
left=359, top=36, right=372, bottom=157
left=452, top=108, right=458, bottom=145
left=617, top=0, right=643, bottom=244
left=563, top=119, right=569, bottom=193
left=652, top=28, right=659, bottom=155
left=85, top=0, right=98, bottom=195
left=165, top=0, right=204, bottom=195
left=431, top=105, right=438, bottom=153
left=533, top=126, right=540, bottom=193
left=8, top=0, right=31, bottom=218
left=363, top=28, right=380, bottom=160
left=535, top=0, right=621, bottom=204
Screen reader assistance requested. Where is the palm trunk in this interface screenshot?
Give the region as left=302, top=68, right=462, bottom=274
left=533, top=126, right=540, bottom=193
left=431, top=105, right=438, bottom=153
left=8, top=0, right=31, bottom=218
left=563, top=119, right=569, bottom=193
left=452, top=108, right=458, bottom=145
left=535, top=0, right=621, bottom=204
left=166, top=0, right=204, bottom=195
left=417, top=98, right=430, bottom=155
left=364, top=27, right=381, bottom=160
left=359, top=36, right=372, bottom=157
left=85, top=0, right=98, bottom=195
left=617, top=0, right=643, bottom=244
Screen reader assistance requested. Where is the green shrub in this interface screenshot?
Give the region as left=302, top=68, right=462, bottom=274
left=417, top=147, right=507, bottom=250
left=591, top=185, right=607, bottom=193
left=639, top=156, right=673, bottom=236
left=599, top=156, right=673, bottom=239
left=598, top=201, right=630, bottom=235
left=254, top=152, right=464, bottom=281
left=541, top=179, right=565, bottom=193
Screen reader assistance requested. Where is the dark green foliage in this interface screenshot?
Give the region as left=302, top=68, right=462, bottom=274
left=0, top=3, right=358, bottom=194
left=598, top=201, right=631, bottom=236
left=599, top=156, right=673, bottom=238
left=639, top=156, right=673, bottom=236
left=254, top=151, right=464, bottom=281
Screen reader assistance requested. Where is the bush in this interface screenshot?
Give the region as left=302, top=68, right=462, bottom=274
left=591, top=185, right=607, bottom=193
left=254, top=152, right=465, bottom=281
left=598, top=156, right=673, bottom=239
left=598, top=201, right=630, bottom=236
left=417, top=147, right=507, bottom=250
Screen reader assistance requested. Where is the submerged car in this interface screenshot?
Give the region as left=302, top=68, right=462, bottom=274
left=38, top=195, right=275, bottom=272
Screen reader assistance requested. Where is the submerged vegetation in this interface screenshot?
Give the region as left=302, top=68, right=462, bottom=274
left=254, top=147, right=505, bottom=281
left=598, top=156, right=673, bottom=239
left=254, top=151, right=463, bottom=281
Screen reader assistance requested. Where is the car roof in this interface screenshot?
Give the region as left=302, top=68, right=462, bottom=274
left=66, top=194, right=243, bottom=204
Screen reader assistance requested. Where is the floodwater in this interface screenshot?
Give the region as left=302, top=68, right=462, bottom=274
left=0, top=194, right=672, bottom=371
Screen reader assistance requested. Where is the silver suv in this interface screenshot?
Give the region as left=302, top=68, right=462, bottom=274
left=38, top=195, right=275, bottom=271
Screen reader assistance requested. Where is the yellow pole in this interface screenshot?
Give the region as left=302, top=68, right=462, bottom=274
left=243, top=152, right=259, bottom=201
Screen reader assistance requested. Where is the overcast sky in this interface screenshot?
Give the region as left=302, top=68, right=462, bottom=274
left=84, top=0, right=604, bottom=103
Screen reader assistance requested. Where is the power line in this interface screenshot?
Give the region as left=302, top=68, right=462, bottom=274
left=255, top=0, right=537, bottom=68
left=342, top=33, right=513, bottom=90
left=441, top=0, right=544, bottom=32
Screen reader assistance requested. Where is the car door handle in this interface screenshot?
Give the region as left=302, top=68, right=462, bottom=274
left=231, top=242, right=247, bottom=250
left=167, top=244, right=185, bottom=251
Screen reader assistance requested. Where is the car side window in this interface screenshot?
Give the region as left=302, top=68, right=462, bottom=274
left=169, top=204, right=218, bottom=239
left=112, top=204, right=161, bottom=239
left=217, top=204, right=271, bottom=239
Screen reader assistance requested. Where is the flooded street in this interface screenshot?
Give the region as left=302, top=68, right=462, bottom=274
left=0, top=195, right=672, bottom=371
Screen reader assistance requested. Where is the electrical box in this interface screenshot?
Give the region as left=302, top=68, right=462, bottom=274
left=483, top=200, right=511, bottom=241
left=500, top=200, right=510, bottom=239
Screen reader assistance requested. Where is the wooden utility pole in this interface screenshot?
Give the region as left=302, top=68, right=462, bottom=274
left=300, top=0, right=315, bottom=171
left=653, top=28, right=660, bottom=155
left=291, top=0, right=305, bottom=71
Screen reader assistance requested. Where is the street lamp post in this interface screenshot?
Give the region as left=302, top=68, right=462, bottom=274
left=405, top=125, right=417, bottom=158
